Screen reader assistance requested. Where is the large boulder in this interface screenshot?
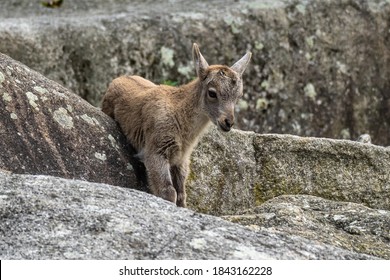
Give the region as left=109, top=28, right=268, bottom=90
left=0, top=52, right=145, bottom=191
left=189, top=128, right=390, bottom=215
left=0, top=171, right=377, bottom=260
left=223, top=195, right=390, bottom=259
left=0, top=0, right=389, bottom=145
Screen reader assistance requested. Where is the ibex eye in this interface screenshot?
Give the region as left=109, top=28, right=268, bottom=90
left=208, top=90, right=217, bottom=99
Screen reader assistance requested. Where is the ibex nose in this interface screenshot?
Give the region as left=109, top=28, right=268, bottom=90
left=225, top=118, right=234, bottom=129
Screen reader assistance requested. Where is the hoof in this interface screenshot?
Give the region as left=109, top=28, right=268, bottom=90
left=158, top=185, right=177, bottom=204
left=176, top=193, right=187, bottom=207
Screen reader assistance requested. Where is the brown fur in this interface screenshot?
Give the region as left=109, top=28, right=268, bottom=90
left=102, top=43, right=251, bottom=207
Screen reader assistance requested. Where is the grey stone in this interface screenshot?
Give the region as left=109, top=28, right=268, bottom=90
left=2, top=51, right=390, bottom=219
left=357, top=134, right=372, bottom=144
left=1, top=54, right=389, bottom=260
left=188, top=128, right=257, bottom=215
left=0, top=52, right=145, bottom=192
left=0, top=171, right=378, bottom=260
left=188, top=128, right=390, bottom=216
left=253, top=134, right=390, bottom=211
left=0, top=0, right=389, bottom=145
left=223, top=195, right=390, bottom=259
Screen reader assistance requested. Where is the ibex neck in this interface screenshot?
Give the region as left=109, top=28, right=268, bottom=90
left=179, top=78, right=202, bottom=105
left=175, top=79, right=210, bottom=140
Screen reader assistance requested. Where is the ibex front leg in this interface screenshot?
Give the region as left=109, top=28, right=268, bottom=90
left=171, top=161, right=189, bottom=207
left=144, top=154, right=177, bottom=204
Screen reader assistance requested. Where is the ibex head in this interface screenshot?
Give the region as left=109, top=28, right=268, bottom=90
left=192, top=43, right=251, bottom=132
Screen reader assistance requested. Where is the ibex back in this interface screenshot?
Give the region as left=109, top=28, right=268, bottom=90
left=102, top=43, right=251, bottom=207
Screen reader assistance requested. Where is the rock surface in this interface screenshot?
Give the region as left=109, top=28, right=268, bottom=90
left=0, top=0, right=389, bottom=145
left=189, top=128, right=390, bottom=216
left=0, top=171, right=378, bottom=260
left=1, top=52, right=390, bottom=219
left=0, top=52, right=146, bottom=191
left=1, top=53, right=389, bottom=259
left=223, top=195, right=390, bottom=259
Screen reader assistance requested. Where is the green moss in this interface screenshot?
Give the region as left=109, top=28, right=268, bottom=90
left=186, top=167, right=197, bottom=183
left=162, top=80, right=178, bottom=86
left=253, top=182, right=266, bottom=205
left=187, top=158, right=232, bottom=215
left=254, top=158, right=304, bottom=205
left=186, top=163, right=207, bottom=213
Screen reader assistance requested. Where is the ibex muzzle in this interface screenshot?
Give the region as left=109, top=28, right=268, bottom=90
left=217, top=104, right=235, bottom=132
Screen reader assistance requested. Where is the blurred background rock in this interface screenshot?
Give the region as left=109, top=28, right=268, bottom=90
left=1, top=0, right=389, bottom=145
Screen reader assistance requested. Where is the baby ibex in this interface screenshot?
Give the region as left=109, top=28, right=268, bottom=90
left=102, top=43, right=251, bottom=207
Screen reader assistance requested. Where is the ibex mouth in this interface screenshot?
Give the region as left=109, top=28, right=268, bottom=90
left=217, top=121, right=231, bottom=132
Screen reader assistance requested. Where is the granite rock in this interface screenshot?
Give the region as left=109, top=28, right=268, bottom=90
left=0, top=52, right=145, bottom=191
left=188, top=128, right=390, bottom=215
left=0, top=171, right=378, bottom=260
left=0, top=0, right=389, bottom=145
left=223, top=195, right=390, bottom=259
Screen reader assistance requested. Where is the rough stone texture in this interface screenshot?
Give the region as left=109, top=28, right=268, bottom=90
left=0, top=0, right=390, bottom=145
left=1, top=55, right=389, bottom=260
left=0, top=52, right=145, bottom=191
left=187, top=129, right=257, bottom=214
left=223, top=195, right=390, bottom=259
left=0, top=171, right=378, bottom=260
left=253, top=133, right=390, bottom=208
left=188, top=127, right=390, bottom=216
left=2, top=51, right=390, bottom=218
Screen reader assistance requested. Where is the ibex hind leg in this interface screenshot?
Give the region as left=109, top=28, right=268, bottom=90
left=144, top=155, right=177, bottom=204
left=171, top=162, right=189, bottom=207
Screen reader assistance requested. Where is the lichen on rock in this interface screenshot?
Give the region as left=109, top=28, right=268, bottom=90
left=2, top=92, right=11, bottom=102
left=2, top=0, right=389, bottom=144
left=94, top=152, right=107, bottom=161
left=1, top=1, right=390, bottom=260
left=223, top=195, right=390, bottom=259
left=0, top=71, right=4, bottom=84
left=0, top=52, right=138, bottom=189
left=26, top=91, right=40, bottom=110
left=53, top=107, right=74, bottom=129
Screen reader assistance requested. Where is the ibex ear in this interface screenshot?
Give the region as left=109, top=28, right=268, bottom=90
left=231, top=52, right=252, bottom=76
left=192, top=43, right=209, bottom=79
